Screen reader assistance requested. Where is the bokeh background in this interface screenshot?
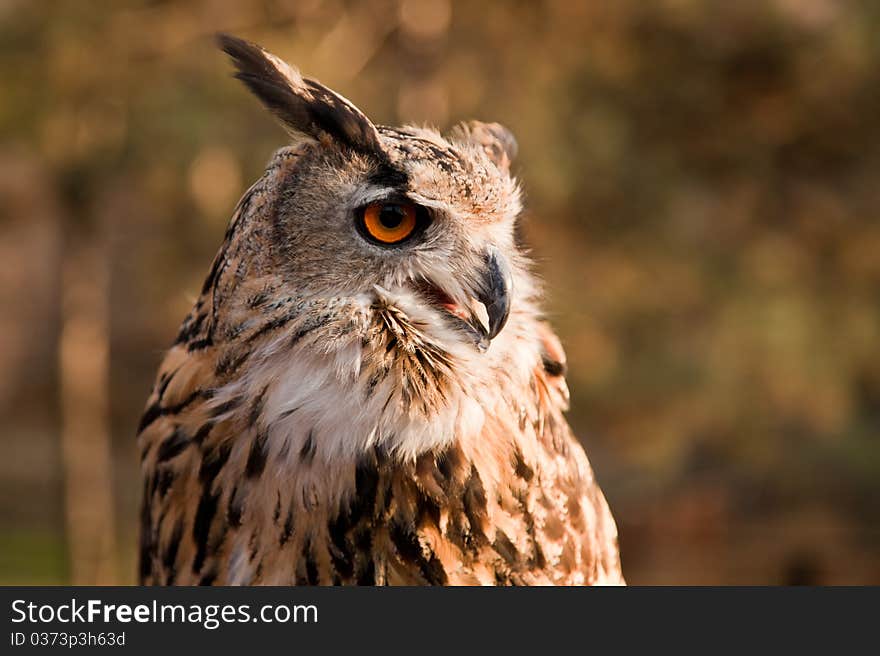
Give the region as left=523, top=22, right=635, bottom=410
left=1, top=0, right=878, bottom=585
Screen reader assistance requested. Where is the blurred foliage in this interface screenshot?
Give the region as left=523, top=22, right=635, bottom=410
left=0, top=0, right=878, bottom=584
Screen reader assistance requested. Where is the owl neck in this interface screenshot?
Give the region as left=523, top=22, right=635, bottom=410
left=203, top=294, right=543, bottom=466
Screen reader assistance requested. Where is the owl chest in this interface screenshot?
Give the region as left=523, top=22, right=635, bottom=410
left=184, top=443, right=519, bottom=586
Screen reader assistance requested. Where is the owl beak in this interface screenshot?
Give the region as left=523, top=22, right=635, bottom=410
left=475, top=247, right=513, bottom=343
left=413, top=247, right=512, bottom=351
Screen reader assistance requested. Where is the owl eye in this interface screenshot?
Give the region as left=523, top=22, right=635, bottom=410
left=358, top=200, right=423, bottom=245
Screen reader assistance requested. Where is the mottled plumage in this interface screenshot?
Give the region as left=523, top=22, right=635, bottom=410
left=137, top=34, right=623, bottom=585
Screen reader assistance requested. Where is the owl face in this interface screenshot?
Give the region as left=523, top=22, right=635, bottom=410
left=220, top=35, right=525, bottom=355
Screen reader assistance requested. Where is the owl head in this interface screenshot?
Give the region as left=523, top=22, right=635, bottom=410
left=214, top=34, right=532, bottom=350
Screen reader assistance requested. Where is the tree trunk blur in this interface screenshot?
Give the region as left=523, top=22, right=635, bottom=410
left=58, top=229, right=117, bottom=585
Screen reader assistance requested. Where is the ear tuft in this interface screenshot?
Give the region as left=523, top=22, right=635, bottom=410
left=217, top=33, right=383, bottom=155
left=450, top=121, right=518, bottom=172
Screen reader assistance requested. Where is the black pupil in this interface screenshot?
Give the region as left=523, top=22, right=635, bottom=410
left=378, top=204, right=406, bottom=229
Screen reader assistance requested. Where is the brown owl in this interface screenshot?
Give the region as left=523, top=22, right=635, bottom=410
left=137, top=34, right=624, bottom=585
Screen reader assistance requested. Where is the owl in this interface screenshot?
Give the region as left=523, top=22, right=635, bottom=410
left=137, top=34, right=624, bottom=585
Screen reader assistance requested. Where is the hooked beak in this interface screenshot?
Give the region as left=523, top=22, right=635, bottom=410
left=413, top=246, right=514, bottom=352
left=474, top=246, right=513, bottom=343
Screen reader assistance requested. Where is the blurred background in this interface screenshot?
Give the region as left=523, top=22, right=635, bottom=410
left=1, top=0, right=879, bottom=585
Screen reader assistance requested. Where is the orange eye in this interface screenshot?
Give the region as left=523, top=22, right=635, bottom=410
left=361, top=201, right=419, bottom=245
